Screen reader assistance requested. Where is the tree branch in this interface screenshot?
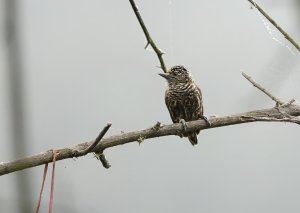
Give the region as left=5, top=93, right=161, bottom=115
left=248, top=0, right=300, bottom=51
left=129, top=0, right=167, bottom=73
left=1, top=103, right=300, bottom=176
left=0, top=73, right=299, bottom=176
left=74, top=123, right=111, bottom=156
left=242, top=72, right=284, bottom=106
left=1, top=1, right=299, bottom=177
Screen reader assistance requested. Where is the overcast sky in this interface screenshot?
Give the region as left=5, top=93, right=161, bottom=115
left=1, top=0, right=300, bottom=212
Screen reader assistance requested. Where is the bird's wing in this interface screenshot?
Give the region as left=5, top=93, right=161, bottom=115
left=180, top=86, right=203, bottom=122
left=165, top=90, right=182, bottom=123
left=196, top=85, right=204, bottom=116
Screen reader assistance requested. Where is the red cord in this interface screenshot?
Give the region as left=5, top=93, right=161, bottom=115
left=35, top=163, right=49, bottom=213
left=49, top=150, right=58, bottom=213
left=35, top=150, right=58, bottom=213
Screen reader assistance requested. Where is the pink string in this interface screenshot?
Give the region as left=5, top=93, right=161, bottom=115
left=49, top=150, right=58, bottom=213
left=35, top=163, right=49, bottom=213
left=35, top=150, right=59, bottom=213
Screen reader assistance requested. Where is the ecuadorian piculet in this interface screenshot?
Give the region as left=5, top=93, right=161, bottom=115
left=159, top=65, right=206, bottom=146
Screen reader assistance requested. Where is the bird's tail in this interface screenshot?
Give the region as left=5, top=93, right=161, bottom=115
left=188, top=132, right=198, bottom=146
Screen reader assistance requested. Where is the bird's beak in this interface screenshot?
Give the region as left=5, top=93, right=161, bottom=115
left=158, top=73, right=170, bottom=79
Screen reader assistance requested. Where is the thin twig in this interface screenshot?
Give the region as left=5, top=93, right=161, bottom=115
left=1, top=104, right=300, bottom=176
left=282, top=99, right=295, bottom=107
left=75, top=123, right=112, bottom=156
left=96, top=152, right=111, bottom=169
left=242, top=72, right=284, bottom=105
left=241, top=115, right=300, bottom=125
left=248, top=0, right=300, bottom=51
left=129, top=0, right=167, bottom=73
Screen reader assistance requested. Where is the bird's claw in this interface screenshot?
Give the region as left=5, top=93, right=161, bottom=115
left=152, top=121, right=161, bottom=131
left=201, top=115, right=211, bottom=127
left=179, top=119, right=188, bottom=132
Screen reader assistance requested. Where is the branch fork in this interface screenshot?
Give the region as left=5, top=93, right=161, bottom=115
left=242, top=72, right=298, bottom=124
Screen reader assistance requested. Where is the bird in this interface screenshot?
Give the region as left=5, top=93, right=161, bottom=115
left=159, top=65, right=208, bottom=146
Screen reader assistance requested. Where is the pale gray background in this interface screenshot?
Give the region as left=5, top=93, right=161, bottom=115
left=1, top=0, right=300, bottom=212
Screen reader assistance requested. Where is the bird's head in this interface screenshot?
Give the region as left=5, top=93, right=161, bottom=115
left=159, top=65, right=192, bottom=85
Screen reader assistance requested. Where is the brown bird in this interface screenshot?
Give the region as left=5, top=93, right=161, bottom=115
left=159, top=65, right=208, bottom=145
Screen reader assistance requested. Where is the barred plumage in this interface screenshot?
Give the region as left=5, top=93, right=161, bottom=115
left=159, top=65, right=204, bottom=145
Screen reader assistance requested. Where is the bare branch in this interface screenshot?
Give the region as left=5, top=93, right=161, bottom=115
left=282, top=99, right=295, bottom=107
left=94, top=152, right=111, bottom=169
left=74, top=123, right=112, bottom=169
left=1, top=104, right=300, bottom=176
left=248, top=0, right=300, bottom=51
left=129, top=0, right=167, bottom=73
left=241, top=115, right=300, bottom=125
left=242, top=72, right=284, bottom=105
left=74, top=123, right=112, bottom=156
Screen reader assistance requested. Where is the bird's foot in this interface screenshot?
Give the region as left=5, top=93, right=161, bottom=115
left=200, top=115, right=211, bottom=127
left=152, top=121, right=161, bottom=131
left=179, top=119, right=188, bottom=132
